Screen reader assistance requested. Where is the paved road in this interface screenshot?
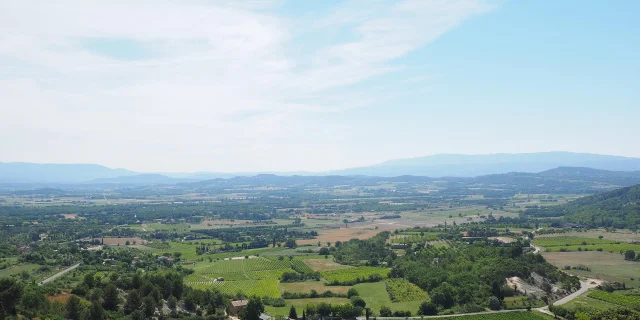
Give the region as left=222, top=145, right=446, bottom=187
left=356, top=309, right=528, bottom=320
left=537, top=280, right=594, bottom=315
left=39, top=263, right=80, bottom=285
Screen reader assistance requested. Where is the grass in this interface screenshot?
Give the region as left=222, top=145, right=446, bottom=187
left=353, top=282, right=423, bottom=315
left=503, top=296, right=545, bottom=309
left=0, top=263, right=40, bottom=278
left=264, top=298, right=350, bottom=318
left=563, top=292, right=620, bottom=311
left=321, top=267, right=389, bottom=285
left=542, top=251, right=640, bottom=286
left=280, top=281, right=351, bottom=295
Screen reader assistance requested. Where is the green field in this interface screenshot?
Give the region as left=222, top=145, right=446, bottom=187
left=543, top=251, right=640, bottom=286
left=0, top=263, right=40, bottom=278
left=352, top=282, right=423, bottom=315
left=264, top=298, right=350, bottom=318
left=385, top=278, right=429, bottom=302
left=587, top=290, right=640, bottom=309
left=321, top=267, right=390, bottom=285
left=534, top=236, right=620, bottom=248
left=184, top=257, right=320, bottom=298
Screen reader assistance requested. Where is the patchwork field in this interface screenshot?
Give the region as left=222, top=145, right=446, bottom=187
left=184, top=257, right=313, bottom=298
left=352, top=282, right=423, bottom=315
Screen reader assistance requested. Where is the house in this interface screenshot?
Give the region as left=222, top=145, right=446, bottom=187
left=230, top=300, right=248, bottom=315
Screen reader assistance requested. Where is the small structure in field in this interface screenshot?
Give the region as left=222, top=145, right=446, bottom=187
left=230, top=300, right=248, bottom=315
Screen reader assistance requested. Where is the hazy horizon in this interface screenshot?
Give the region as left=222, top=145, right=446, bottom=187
left=2, top=1, right=639, bottom=172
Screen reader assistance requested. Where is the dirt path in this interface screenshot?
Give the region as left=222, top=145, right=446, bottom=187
left=537, top=279, right=598, bottom=315
left=40, top=263, right=80, bottom=285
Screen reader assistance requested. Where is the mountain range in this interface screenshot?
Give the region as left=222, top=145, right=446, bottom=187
left=2, top=152, right=640, bottom=184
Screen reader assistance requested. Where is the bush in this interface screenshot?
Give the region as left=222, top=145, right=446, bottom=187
left=347, top=288, right=359, bottom=298
left=418, top=301, right=437, bottom=316
left=379, top=306, right=392, bottom=317
left=488, top=296, right=501, bottom=310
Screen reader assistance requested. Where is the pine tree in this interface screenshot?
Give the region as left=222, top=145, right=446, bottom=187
left=288, top=305, right=298, bottom=319
left=124, top=290, right=141, bottom=315
left=103, top=283, right=120, bottom=311
left=66, top=295, right=83, bottom=320
left=88, top=300, right=106, bottom=320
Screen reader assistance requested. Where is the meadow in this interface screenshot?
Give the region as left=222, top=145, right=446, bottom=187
left=542, top=251, right=640, bottom=286
left=321, top=266, right=390, bottom=285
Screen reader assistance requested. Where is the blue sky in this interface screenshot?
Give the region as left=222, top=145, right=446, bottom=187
left=1, top=0, right=638, bottom=172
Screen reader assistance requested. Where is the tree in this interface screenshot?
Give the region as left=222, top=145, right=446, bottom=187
left=350, top=296, right=366, bottom=308
left=302, top=309, right=306, bottom=320
left=124, top=290, right=141, bottom=315
left=624, top=250, right=636, bottom=260
left=88, top=300, right=106, bottom=320
left=285, top=238, right=297, bottom=249
left=347, top=288, right=359, bottom=298
left=103, top=283, right=120, bottom=311
left=142, top=296, right=156, bottom=318
left=168, top=295, right=177, bottom=310
left=66, top=295, right=83, bottom=320
left=488, top=296, right=501, bottom=311
left=0, top=278, right=23, bottom=319
left=431, top=283, right=455, bottom=309
left=240, top=298, right=264, bottom=320
left=379, top=305, right=392, bottom=317
left=289, top=305, right=298, bottom=319
left=19, top=289, right=49, bottom=319
left=418, top=301, right=437, bottom=316
left=84, top=273, right=95, bottom=288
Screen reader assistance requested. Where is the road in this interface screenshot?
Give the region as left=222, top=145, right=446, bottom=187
left=39, top=263, right=80, bottom=285
left=537, top=280, right=596, bottom=315
left=357, top=309, right=526, bottom=320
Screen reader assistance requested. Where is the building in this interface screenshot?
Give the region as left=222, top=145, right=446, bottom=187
left=230, top=300, right=248, bottom=315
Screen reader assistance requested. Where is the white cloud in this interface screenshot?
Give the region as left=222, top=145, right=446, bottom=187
left=0, top=0, right=494, bottom=172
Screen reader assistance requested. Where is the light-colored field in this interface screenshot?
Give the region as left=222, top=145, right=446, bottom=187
left=543, top=251, right=640, bottom=286
left=280, top=281, right=351, bottom=294
left=102, top=237, right=146, bottom=246
left=303, top=259, right=351, bottom=272
left=297, top=227, right=385, bottom=245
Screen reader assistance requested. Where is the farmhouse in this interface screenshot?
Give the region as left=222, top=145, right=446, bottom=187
left=230, top=300, right=248, bottom=315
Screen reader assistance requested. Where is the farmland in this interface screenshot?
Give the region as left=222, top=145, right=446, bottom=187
left=534, top=236, right=619, bottom=247
left=542, top=251, right=640, bottom=285
left=280, top=281, right=351, bottom=295
left=321, top=266, right=390, bottom=285
left=587, top=290, right=640, bottom=309
left=351, top=282, right=424, bottom=315
left=385, top=278, right=429, bottom=302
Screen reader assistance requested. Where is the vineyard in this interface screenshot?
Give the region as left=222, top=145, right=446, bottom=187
left=542, top=243, right=640, bottom=253
left=534, top=237, right=620, bottom=247
left=587, top=290, right=640, bottom=309
left=385, top=278, right=429, bottom=302
left=184, top=257, right=312, bottom=298
left=187, top=279, right=280, bottom=298
left=321, top=266, right=390, bottom=285
left=390, top=232, right=440, bottom=244
left=434, top=312, right=547, bottom=320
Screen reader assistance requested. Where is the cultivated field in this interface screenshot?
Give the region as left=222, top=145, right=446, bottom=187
left=303, top=259, right=351, bottom=271
left=543, top=251, right=640, bottom=286
left=280, top=281, right=351, bottom=294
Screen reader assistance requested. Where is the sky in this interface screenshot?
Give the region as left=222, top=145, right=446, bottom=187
left=1, top=0, right=639, bottom=173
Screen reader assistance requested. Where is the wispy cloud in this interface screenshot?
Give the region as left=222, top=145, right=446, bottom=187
left=0, top=0, right=495, bottom=171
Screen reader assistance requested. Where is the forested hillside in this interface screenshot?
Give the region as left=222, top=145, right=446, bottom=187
left=526, top=184, right=640, bottom=229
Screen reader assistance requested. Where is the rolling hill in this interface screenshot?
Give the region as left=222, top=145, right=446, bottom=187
left=526, top=184, right=640, bottom=230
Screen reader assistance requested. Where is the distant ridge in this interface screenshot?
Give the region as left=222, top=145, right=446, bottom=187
left=3, top=152, right=640, bottom=183
left=329, top=152, right=640, bottom=177
left=0, top=162, right=136, bottom=183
